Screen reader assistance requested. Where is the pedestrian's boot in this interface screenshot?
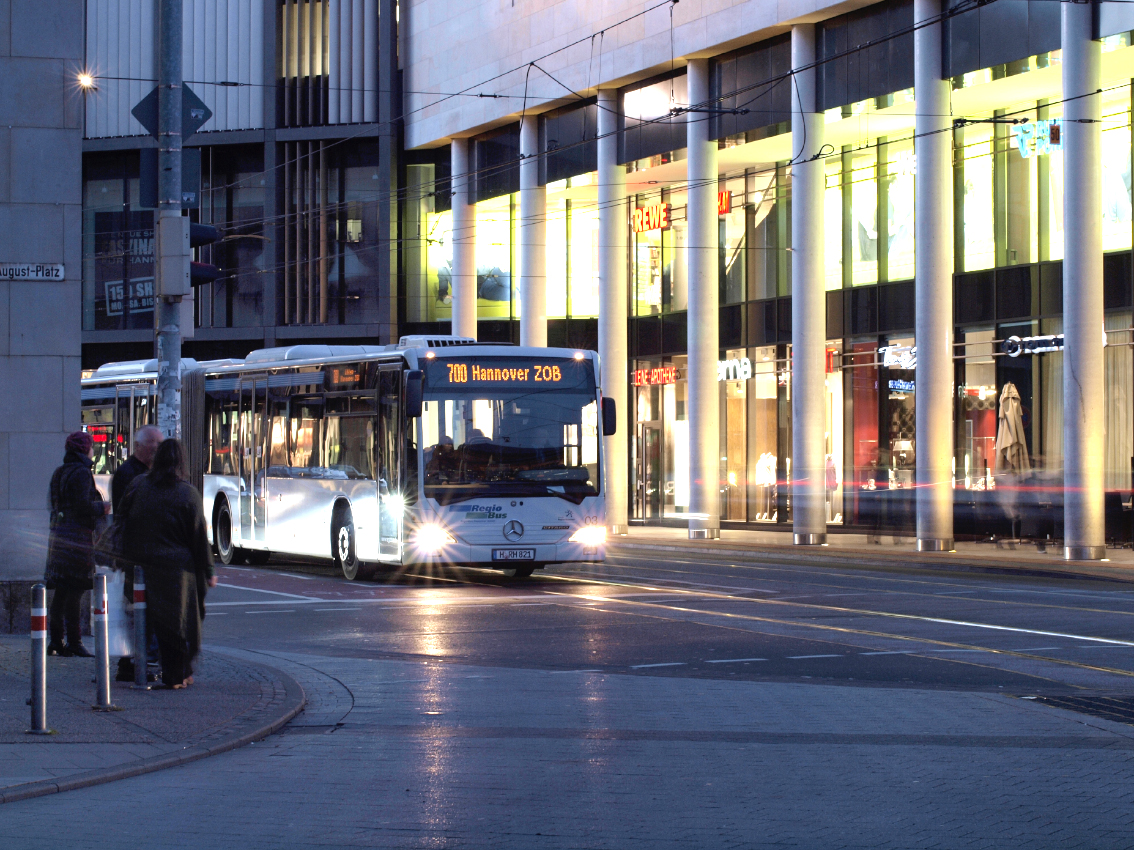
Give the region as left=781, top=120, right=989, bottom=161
left=46, top=642, right=69, bottom=657
left=116, top=657, right=134, bottom=682
left=66, top=631, right=95, bottom=657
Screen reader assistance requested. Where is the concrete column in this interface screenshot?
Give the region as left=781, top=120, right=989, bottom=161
left=1061, top=3, right=1106, bottom=561
left=450, top=138, right=477, bottom=339
left=519, top=118, right=548, bottom=347
left=686, top=58, right=721, bottom=539
left=598, top=89, right=629, bottom=535
left=914, top=0, right=955, bottom=552
left=790, top=25, right=826, bottom=545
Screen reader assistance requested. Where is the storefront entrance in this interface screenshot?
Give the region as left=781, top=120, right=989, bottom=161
left=634, top=421, right=663, bottom=519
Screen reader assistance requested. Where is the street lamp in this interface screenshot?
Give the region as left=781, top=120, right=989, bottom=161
left=78, top=72, right=97, bottom=91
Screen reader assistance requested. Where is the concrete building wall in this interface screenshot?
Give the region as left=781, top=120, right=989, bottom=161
left=402, top=0, right=868, bottom=148
left=0, top=0, right=85, bottom=579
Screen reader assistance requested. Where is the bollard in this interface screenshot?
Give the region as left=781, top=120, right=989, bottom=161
left=27, top=583, right=51, bottom=734
left=91, top=574, right=117, bottom=710
left=133, top=566, right=149, bottom=690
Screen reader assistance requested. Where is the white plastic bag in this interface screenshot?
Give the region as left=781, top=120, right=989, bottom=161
left=100, top=568, right=134, bottom=658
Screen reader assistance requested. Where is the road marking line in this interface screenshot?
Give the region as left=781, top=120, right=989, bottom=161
left=245, top=609, right=295, bottom=614
left=859, top=651, right=912, bottom=655
left=926, top=649, right=986, bottom=653
left=216, top=583, right=319, bottom=601
left=209, top=599, right=323, bottom=607
left=704, top=658, right=766, bottom=664
left=630, top=662, right=686, bottom=669
left=546, top=669, right=603, bottom=674
left=314, top=608, right=363, bottom=612
left=788, top=654, right=842, bottom=659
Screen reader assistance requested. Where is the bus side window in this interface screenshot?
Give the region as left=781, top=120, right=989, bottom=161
left=207, top=393, right=237, bottom=475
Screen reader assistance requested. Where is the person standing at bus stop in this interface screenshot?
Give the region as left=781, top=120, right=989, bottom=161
left=121, top=439, right=218, bottom=688
left=112, top=424, right=163, bottom=682
left=112, top=425, right=163, bottom=513
left=44, top=431, right=110, bottom=657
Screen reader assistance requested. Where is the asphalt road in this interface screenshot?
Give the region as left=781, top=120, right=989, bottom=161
left=206, top=552, right=1134, bottom=698
left=4, top=553, right=1134, bottom=849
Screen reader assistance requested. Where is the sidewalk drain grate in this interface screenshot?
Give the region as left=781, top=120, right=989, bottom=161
left=1027, top=696, right=1134, bottom=727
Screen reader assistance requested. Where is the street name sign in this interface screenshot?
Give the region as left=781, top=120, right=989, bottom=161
left=0, top=263, right=64, bottom=280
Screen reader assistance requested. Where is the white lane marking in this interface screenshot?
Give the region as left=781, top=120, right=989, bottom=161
left=314, top=608, right=363, bottom=612
left=788, top=654, right=841, bottom=659
left=279, top=572, right=316, bottom=581
left=246, top=609, right=295, bottom=614
left=587, top=572, right=780, bottom=594
left=859, top=651, right=912, bottom=655
left=210, top=599, right=323, bottom=607
left=926, top=649, right=986, bottom=654
left=1015, top=647, right=1061, bottom=652
left=207, top=612, right=229, bottom=616
left=705, top=658, right=766, bottom=664
left=1076, top=645, right=1133, bottom=649
left=546, top=669, right=603, bottom=674
left=630, top=662, right=687, bottom=669
left=215, top=583, right=319, bottom=601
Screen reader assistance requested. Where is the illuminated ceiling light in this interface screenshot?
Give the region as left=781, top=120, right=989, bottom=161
left=78, top=73, right=97, bottom=90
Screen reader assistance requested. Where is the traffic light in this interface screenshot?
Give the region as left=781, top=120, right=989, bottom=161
left=190, top=222, right=222, bottom=286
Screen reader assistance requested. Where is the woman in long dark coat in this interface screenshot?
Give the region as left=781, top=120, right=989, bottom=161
left=44, top=431, right=108, bottom=656
left=121, top=439, right=216, bottom=688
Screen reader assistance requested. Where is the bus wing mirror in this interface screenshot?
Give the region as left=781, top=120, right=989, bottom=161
left=405, top=371, right=424, bottom=418
left=601, top=397, right=616, bottom=436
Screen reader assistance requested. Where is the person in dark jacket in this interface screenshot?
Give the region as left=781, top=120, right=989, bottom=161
left=111, top=425, right=163, bottom=514
left=112, top=424, right=163, bottom=682
left=44, top=431, right=110, bottom=657
left=121, top=439, right=217, bottom=688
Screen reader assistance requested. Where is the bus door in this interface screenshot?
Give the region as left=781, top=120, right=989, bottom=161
left=238, top=377, right=268, bottom=544
left=377, top=366, right=402, bottom=559
left=114, top=384, right=142, bottom=466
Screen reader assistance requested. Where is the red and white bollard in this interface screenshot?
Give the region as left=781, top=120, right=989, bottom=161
left=91, top=573, right=116, bottom=710
left=133, top=566, right=148, bottom=690
left=28, top=583, right=50, bottom=734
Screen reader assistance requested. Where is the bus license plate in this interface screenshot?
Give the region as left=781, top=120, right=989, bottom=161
left=493, top=548, right=535, bottom=561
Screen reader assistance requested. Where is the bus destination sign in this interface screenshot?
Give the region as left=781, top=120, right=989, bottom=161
left=425, top=357, right=593, bottom=391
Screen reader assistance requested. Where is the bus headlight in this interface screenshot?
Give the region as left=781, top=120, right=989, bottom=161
left=414, top=523, right=454, bottom=554
left=569, top=525, right=607, bottom=548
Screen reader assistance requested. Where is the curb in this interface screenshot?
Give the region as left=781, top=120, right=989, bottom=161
left=609, top=541, right=1134, bottom=585
left=0, top=652, right=306, bottom=805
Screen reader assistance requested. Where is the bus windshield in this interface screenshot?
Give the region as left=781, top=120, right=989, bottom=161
left=421, top=391, right=600, bottom=504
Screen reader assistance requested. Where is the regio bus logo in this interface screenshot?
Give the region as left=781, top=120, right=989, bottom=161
left=503, top=520, right=525, bottom=541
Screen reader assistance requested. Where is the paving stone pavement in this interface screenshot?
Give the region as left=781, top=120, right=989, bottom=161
left=1, top=649, right=1133, bottom=848
left=0, top=636, right=304, bottom=799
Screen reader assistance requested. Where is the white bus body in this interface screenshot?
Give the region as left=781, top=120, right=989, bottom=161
left=80, top=338, right=612, bottom=579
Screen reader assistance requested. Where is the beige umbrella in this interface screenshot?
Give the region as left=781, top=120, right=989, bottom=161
left=994, top=382, right=1031, bottom=474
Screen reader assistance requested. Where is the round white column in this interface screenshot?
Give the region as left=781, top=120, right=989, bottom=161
left=790, top=25, right=826, bottom=546
left=519, top=118, right=547, bottom=347
left=686, top=58, right=721, bottom=540
left=914, top=0, right=955, bottom=552
left=1061, top=2, right=1106, bottom=561
left=450, top=138, right=477, bottom=339
left=598, top=89, right=629, bottom=535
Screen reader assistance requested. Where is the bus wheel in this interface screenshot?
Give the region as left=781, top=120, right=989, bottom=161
left=247, top=550, right=271, bottom=566
left=334, top=507, right=372, bottom=581
left=215, top=500, right=238, bottom=566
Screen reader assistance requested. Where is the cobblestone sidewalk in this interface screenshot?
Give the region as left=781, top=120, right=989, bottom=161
left=0, top=637, right=304, bottom=802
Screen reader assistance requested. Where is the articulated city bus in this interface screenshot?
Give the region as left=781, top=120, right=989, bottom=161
left=80, top=336, right=614, bottom=579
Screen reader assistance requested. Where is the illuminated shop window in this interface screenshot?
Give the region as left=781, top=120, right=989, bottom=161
left=961, top=126, right=995, bottom=271
left=884, top=139, right=915, bottom=282
left=569, top=201, right=600, bottom=317
left=849, top=151, right=878, bottom=286
left=546, top=199, right=568, bottom=319
left=824, top=157, right=842, bottom=291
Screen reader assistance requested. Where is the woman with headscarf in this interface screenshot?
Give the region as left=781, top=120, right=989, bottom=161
left=44, top=431, right=109, bottom=656
left=121, top=439, right=217, bottom=688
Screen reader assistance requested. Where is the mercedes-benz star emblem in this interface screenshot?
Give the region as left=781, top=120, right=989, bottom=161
left=503, top=520, right=524, bottom=541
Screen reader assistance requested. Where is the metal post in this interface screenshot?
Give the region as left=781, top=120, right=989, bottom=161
left=92, top=574, right=115, bottom=710
left=28, top=583, right=50, bottom=734
left=450, top=138, right=478, bottom=339
left=156, top=0, right=184, bottom=439
left=791, top=24, right=827, bottom=546
left=914, top=0, right=955, bottom=552
left=519, top=116, right=547, bottom=347
left=686, top=58, right=721, bottom=540
left=597, top=88, right=629, bottom=536
left=133, top=566, right=149, bottom=689
left=1062, top=0, right=1106, bottom=561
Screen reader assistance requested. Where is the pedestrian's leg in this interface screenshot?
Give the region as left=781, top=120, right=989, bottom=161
left=47, top=588, right=67, bottom=653
left=154, top=625, right=186, bottom=686
left=64, top=585, right=93, bottom=656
